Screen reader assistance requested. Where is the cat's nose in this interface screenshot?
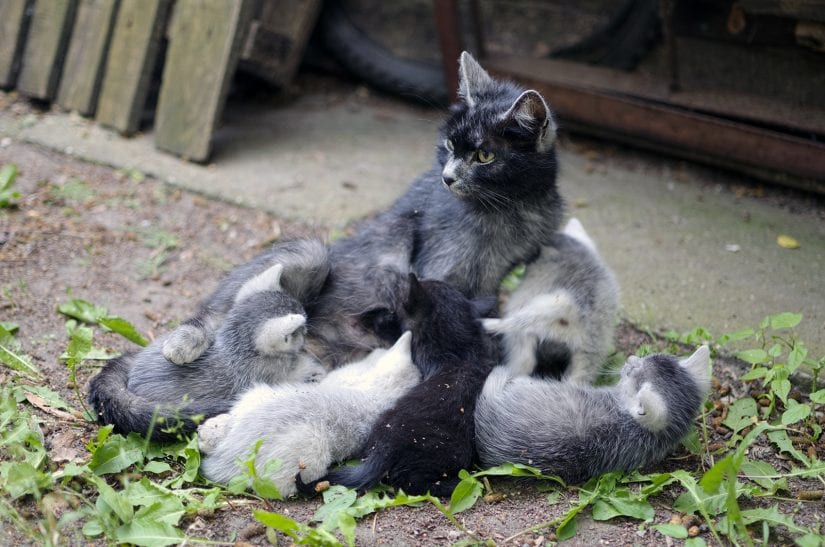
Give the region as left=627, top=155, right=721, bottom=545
left=442, top=174, right=456, bottom=187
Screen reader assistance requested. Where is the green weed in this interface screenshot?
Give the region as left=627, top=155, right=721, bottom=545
left=0, top=163, right=21, bottom=208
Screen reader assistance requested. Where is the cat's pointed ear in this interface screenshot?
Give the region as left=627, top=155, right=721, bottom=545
left=679, top=345, right=711, bottom=395
left=562, top=218, right=597, bottom=252
left=458, top=51, right=493, bottom=108
left=392, top=330, right=413, bottom=353
left=502, top=90, right=557, bottom=152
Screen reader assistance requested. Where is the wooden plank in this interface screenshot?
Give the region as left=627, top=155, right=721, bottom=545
left=154, top=0, right=255, bottom=162
left=57, top=0, right=120, bottom=116
left=16, top=0, right=79, bottom=100
left=96, top=0, right=171, bottom=134
left=239, top=0, right=322, bottom=87
left=0, top=0, right=33, bottom=89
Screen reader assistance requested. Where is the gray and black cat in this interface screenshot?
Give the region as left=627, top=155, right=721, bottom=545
left=484, top=217, right=619, bottom=383
left=87, top=240, right=330, bottom=441
left=161, top=51, right=564, bottom=368
left=298, top=275, right=499, bottom=497
left=474, top=346, right=710, bottom=484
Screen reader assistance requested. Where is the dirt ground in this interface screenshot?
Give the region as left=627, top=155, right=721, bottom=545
left=1, top=120, right=823, bottom=545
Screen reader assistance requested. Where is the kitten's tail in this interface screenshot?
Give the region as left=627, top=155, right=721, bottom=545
left=87, top=354, right=230, bottom=442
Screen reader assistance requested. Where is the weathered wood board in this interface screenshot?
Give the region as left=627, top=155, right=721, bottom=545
left=0, top=0, right=32, bottom=89
left=16, top=0, right=79, bottom=100
left=240, top=0, right=322, bottom=87
left=57, top=0, right=121, bottom=116
left=154, top=0, right=255, bottom=162
left=96, top=0, right=171, bottom=134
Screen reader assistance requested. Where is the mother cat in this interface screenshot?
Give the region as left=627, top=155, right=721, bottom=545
left=164, top=51, right=564, bottom=367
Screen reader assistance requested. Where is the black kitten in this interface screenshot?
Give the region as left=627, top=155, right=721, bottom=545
left=300, top=274, right=498, bottom=497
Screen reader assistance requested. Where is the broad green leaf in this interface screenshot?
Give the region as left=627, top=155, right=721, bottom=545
left=449, top=470, right=483, bottom=514
left=337, top=513, right=357, bottom=547
left=685, top=538, right=708, bottom=547
left=20, top=384, right=77, bottom=413
left=0, top=325, right=40, bottom=378
left=810, top=389, right=825, bottom=404
left=788, top=343, right=808, bottom=372
left=769, top=312, right=802, bottom=330
left=717, top=328, right=754, bottom=346
left=251, top=476, right=283, bottom=500
left=89, top=475, right=134, bottom=523
left=591, top=495, right=654, bottom=522
left=314, top=485, right=358, bottom=527
left=740, top=367, right=768, bottom=381
left=652, top=523, right=689, bottom=539
left=740, top=460, right=780, bottom=490
left=0, top=164, right=21, bottom=207
left=114, top=518, right=184, bottom=547
left=767, top=430, right=810, bottom=466
left=99, top=316, right=149, bottom=346
left=2, top=461, right=52, bottom=499
left=82, top=519, right=105, bottom=537
left=556, top=514, right=577, bottom=541
left=142, top=461, right=172, bottom=474
left=772, top=378, right=792, bottom=404
left=58, top=299, right=107, bottom=324
left=0, top=321, right=19, bottom=334
left=737, top=349, right=768, bottom=365
left=699, top=454, right=732, bottom=494
left=89, top=434, right=144, bottom=475
left=795, top=533, right=825, bottom=547
left=133, top=499, right=185, bottom=526
left=722, top=397, right=758, bottom=434
left=768, top=343, right=783, bottom=358
left=781, top=400, right=811, bottom=425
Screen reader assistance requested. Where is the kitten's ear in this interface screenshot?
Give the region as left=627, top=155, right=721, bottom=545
left=392, top=331, right=413, bottom=353
left=502, top=90, right=557, bottom=152
left=680, top=345, right=711, bottom=395
left=562, top=218, right=597, bottom=252
left=458, top=51, right=493, bottom=107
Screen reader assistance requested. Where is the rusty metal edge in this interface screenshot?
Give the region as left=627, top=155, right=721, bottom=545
left=484, top=58, right=825, bottom=186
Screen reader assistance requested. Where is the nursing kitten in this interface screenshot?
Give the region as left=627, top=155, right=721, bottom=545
left=162, top=51, right=564, bottom=367
left=474, top=346, right=710, bottom=484
left=300, top=275, right=498, bottom=497
left=484, top=217, right=619, bottom=383
left=198, top=331, right=420, bottom=497
left=88, top=262, right=326, bottom=441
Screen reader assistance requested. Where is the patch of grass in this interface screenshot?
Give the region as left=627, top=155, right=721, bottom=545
left=1, top=303, right=823, bottom=545
left=0, top=163, right=22, bottom=208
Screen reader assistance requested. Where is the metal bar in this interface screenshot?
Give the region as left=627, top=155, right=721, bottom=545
left=485, top=57, right=825, bottom=183
left=433, top=0, right=461, bottom=103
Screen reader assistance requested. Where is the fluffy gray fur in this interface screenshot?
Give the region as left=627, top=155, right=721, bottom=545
left=198, top=331, right=419, bottom=497
left=484, top=217, right=619, bottom=383
left=88, top=247, right=329, bottom=440
left=474, top=346, right=710, bottom=484
left=161, top=51, right=564, bottom=368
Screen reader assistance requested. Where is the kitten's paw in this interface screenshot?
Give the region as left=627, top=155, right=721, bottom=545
left=290, top=357, right=327, bottom=383
left=163, top=325, right=209, bottom=365
left=235, top=263, right=284, bottom=303
left=622, top=355, right=646, bottom=383
left=197, top=413, right=232, bottom=454
left=255, top=314, right=307, bottom=355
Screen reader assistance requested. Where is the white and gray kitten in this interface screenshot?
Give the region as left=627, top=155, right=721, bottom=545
left=88, top=262, right=326, bottom=441
left=484, top=217, right=619, bottom=384
left=475, top=346, right=710, bottom=484
left=198, top=331, right=419, bottom=497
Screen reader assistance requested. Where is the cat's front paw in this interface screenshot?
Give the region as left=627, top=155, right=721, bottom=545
left=163, top=325, right=210, bottom=365
left=197, top=413, right=232, bottom=454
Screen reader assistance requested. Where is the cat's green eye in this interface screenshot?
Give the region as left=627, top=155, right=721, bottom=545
left=476, top=149, right=495, bottom=164
left=445, top=139, right=454, bottom=152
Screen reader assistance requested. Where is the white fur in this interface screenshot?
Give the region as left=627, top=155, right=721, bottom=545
left=562, top=217, right=596, bottom=252
left=235, top=263, right=283, bottom=304
left=198, top=331, right=420, bottom=497
left=254, top=313, right=306, bottom=355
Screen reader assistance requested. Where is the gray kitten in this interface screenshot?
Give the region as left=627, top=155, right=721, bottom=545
left=161, top=51, right=565, bottom=368
left=484, top=217, right=619, bottom=384
left=198, top=331, right=419, bottom=497
left=474, top=346, right=710, bottom=484
left=88, top=250, right=329, bottom=441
